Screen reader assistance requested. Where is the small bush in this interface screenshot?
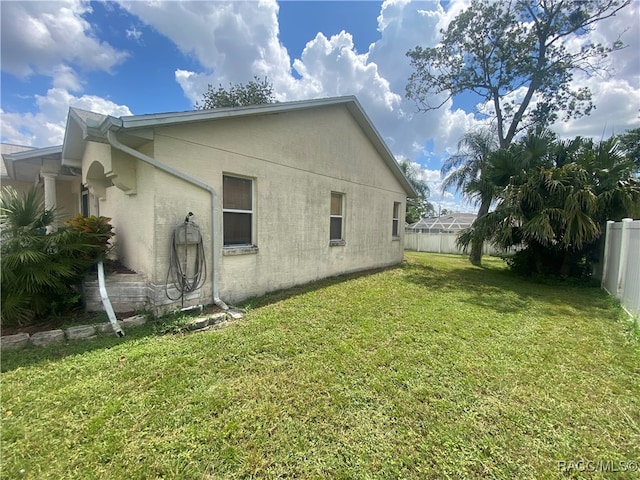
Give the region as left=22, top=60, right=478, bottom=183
left=1, top=188, right=115, bottom=327
left=504, top=246, right=594, bottom=281
left=64, top=214, right=114, bottom=256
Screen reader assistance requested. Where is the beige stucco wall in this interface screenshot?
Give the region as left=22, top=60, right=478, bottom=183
left=1, top=178, right=81, bottom=225
left=148, top=104, right=407, bottom=305
left=0, top=179, right=34, bottom=195
left=56, top=178, right=82, bottom=223
left=82, top=141, right=157, bottom=277
left=84, top=104, right=408, bottom=311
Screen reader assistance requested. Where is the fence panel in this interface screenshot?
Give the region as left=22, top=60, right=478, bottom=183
left=602, top=223, right=622, bottom=295
left=404, top=232, right=507, bottom=256
left=621, top=222, right=640, bottom=318
left=601, top=219, right=640, bottom=323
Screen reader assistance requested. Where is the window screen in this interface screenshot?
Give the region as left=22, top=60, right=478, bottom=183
left=392, top=202, right=400, bottom=237
left=330, top=193, right=344, bottom=241
left=223, top=175, right=253, bottom=246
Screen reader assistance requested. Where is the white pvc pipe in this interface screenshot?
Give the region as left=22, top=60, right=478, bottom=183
left=97, top=261, right=125, bottom=337
left=105, top=130, right=228, bottom=310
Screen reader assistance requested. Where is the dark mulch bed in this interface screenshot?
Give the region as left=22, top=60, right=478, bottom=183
left=2, top=260, right=139, bottom=337
left=104, top=259, right=137, bottom=274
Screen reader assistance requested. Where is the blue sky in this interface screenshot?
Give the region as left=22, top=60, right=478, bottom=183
left=1, top=0, right=639, bottom=212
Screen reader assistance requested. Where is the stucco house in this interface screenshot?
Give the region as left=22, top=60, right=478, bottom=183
left=1, top=143, right=82, bottom=230
left=6, top=96, right=417, bottom=313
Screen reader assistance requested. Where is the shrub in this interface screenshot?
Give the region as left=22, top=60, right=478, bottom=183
left=65, top=214, right=114, bottom=259
left=0, top=187, right=115, bottom=327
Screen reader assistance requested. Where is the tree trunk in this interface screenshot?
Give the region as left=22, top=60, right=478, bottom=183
left=469, top=197, right=491, bottom=266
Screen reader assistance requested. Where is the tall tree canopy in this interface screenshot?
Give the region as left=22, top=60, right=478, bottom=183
left=406, top=0, right=629, bottom=148
left=197, top=76, right=276, bottom=109
left=617, top=127, right=640, bottom=171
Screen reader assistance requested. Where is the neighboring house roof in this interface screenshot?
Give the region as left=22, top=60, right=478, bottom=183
left=408, top=213, right=477, bottom=232
left=62, top=96, right=419, bottom=198
left=1, top=143, right=35, bottom=178
left=1, top=144, right=64, bottom=182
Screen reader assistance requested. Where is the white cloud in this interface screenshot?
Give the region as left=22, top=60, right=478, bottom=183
left=120, top=0, right=478, bottom=160
left=551, top=2, right=640, bottom=139
left=552, top=76, right=640, bottom=139
left=1, top=88, right=132, bottom=147
left=126, top=26, right=143, bottom=42
left=586, top=2, right=640, bottom=86
left=0, top=0, right=128, bottom=79
left=118, top=0, right=290, bottom=84
left=3, top=0, right=638, bottom=213
left=0, top=1, right=133, bottom=147
left=50, top=64, right=83, bottom=92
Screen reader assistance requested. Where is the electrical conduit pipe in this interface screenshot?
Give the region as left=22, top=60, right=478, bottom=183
left=105, top=129, right=229, bottom=311
left=98, top=261, right=125, bottom=337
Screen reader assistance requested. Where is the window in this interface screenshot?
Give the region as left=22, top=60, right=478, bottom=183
left=392, top=202, right=401, bottom=237
left=81, top=184, right=97, bottom=216
left=81, top=184, right=90, bottom=217
left=223, top=175, right=253, bottom=246
left=330, top=192, right=344, bottom=242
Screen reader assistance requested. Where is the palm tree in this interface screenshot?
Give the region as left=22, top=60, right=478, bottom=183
left=441, top=128, right=498, bottom=265
left=468, top=131, right=640, bottom=277
left=399, top=160, right=434, bottom=223
left=1, top=186, right=57, bottom=324
left=1, top=187, right=112, bottom=326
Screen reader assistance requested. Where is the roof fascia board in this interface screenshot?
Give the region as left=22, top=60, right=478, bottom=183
left=344, top=99, right=419, bottom=198
left=3, top=145, right=63, bottom=179
left=101, top=95, right=418, bottom=198
left=113, top=96, right=357, bottom=130
left=3, top=145, right=63, bottom=162
left=62, top=109, right=87, bottom=167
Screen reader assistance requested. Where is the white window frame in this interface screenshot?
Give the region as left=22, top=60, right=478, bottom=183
left=222, top=174, right=255, bottom=249
left=330, top=192, right=345, bottom=245
left=392, top=202, right=401, bottom=238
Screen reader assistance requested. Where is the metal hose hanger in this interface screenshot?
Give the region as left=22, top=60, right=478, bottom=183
left=165, top=214, right=207, bottom=303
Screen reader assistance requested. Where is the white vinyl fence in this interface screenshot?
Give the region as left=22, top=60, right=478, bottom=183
left=404, top=232, right=508, bottom=256
left=601, top=218, right=640, bottom=323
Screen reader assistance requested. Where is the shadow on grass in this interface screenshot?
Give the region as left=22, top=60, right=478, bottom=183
left=2, top=268, right=398, bottom=373
left=402, top=254, right=614, bottom=318
left=0, top=323, right=160, bottom=373
left=238, top=264, right=402, bottom=309
left=2, top=254, right=624, bottom=372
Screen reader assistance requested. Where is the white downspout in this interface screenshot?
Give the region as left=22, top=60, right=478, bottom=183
left=98, top=261, right=125, bottom=337
left=105, top=130, right=229, bottom=311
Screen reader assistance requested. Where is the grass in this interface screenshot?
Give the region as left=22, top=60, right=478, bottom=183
left=1, top=252, right=639, bottom=479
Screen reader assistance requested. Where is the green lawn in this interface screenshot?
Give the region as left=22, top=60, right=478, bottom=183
left=2, top=252, right=639, bottom=479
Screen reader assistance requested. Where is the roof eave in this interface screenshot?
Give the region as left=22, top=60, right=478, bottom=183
left=2, top=145, right=63, bottom=181
left=61, top=96, right=418, bottom=198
